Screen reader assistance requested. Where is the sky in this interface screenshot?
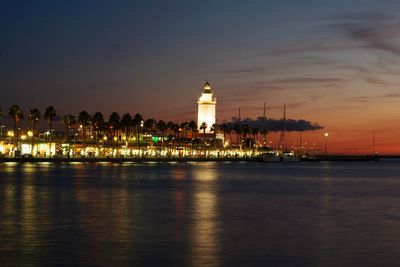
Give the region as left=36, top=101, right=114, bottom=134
left=1, top=0, right=400, bottom=154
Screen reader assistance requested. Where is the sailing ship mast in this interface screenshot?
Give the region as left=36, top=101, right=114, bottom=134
left=278, top=104, right=286, bottom=152
left=262, top=102, right=268, bottom=147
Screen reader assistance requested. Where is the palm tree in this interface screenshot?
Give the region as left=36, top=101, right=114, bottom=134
left=121, top=113, right=133, bottom=143
left=180, top=122, right=189, bottom=139
left=133, top=113, right=143, bottom=155
left=233, top=124, right=242, bottom=146
left=200, top=122, right=208, bottom=156
left=156, top=120, right=167, bottom=154
left=108, top=112, right=120, bottom=138
left=188, top=120, right=197, bottom=136
left=144, top=118, right=156, bottom=150
left=44, top=106, right=56, bottom=140
left=62, top=114, right=76, bottom=157
left=144, top=118, right=155, bottom=133
left=78, top=111, right=91, bottom=144
left=29, top=108, right=40, bottom=155
left=166, top=121, right=175, bottom=136
left=172, top=123, right=180, bottom=139
left=200, top=122, right=207, bottom=136
left=92, top=112, right=104, bottom=141
left=188, top=120, right=198, bottom=154
left=62, top=114, right=76, bottom=141
left=220, top=123, right=228, bottom=141
left=211, top=123, right=217, bottom=133
left=166, top=121, right=176, bottom=154
left=242, top=124, right=251, bottom=149
left=211, top=123, right=218, bottom=150
left=251, top=128, right=259, bottom=149
left=9, top=105, right=24, bottom=155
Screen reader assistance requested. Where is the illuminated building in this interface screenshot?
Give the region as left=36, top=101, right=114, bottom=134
left=197, top=81, right=216, bottom=133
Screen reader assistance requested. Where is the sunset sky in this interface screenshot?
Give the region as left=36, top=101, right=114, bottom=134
left=1, top=0, right=400, bottom=154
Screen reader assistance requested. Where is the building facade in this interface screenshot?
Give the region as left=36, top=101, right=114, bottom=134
left=197, top=81, right=217, bottom=133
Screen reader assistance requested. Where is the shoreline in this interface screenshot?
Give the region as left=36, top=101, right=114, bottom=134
left=0, top=157, right=259, bottom=163
left=0, top=155, right=386, bottom=163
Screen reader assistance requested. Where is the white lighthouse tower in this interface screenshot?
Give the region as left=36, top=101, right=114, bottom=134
left=197, top=81, right=216, bottom=133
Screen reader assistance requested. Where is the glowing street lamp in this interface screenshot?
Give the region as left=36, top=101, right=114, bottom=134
left=27, top=131, right=33, bottom=137
left=324, top=132, right=329, bottom=155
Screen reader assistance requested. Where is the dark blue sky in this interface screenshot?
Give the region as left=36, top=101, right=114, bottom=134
left=1, top=0, right=400, bottom=131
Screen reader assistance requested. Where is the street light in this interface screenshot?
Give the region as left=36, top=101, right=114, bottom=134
left=324, top=132, right=329, bottom=155
left=138, top=120, right=143, bottom=157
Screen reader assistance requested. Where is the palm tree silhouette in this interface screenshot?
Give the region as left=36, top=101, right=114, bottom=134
left=9, top=105, right=24, bottom=156
left=133, top=113, right=143, bottom=155
left=121, top=113, right=133, bottom=143
left=211, top=123, right=218, bottom=151
left=251, top=128, right=259, bottom=150
left=62, top=114, right=76, bottom=141
left=233, top=124, right=242, bottom=146
left=92, top=112, right=104, bottom=141
left=200, top=122, right=208, bottom=156
left=29, top=108, right=40, bottom=155
left=78, top=111, right=91, bottom=144
left=62, top=114, right=76, bottom=157
left=188, top=120, right=197, bottom=154
left=200, top=122, right=207, bottom=136
left=108, top=112, right=120, bottom=138
left=242, top=124, right=251, bottom=149
left=156, top=120, right=167, bottom=154
left=44, top=106, right=56, bottom=140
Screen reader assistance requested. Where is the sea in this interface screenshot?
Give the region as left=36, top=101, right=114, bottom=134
left=1, top=160, right=400, bottom=267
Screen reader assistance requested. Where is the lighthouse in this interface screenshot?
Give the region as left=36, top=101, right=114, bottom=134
left=197, top=81, right=216, bottom=133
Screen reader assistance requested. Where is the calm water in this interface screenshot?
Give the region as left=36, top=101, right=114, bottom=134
left=1, top=161, right=400, bottom=266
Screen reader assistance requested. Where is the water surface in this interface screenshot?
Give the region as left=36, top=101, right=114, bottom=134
left=1, top=161, right=399, bottom=266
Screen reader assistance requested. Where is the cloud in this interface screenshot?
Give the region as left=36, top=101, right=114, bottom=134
left=383, top=93, right=400, bottom=98
left=271, top=77, right=347, bottom=86
left=223, top=67, right=266, bottom=75
left=222, top=117, right=323, bottom=132
left=257, top=40, right=350, bottom=57
left=362, top=75, right=398, bottom=87
left=329, top=12, right=400, bottom=56
left=343, top=96, right=371, bottom=104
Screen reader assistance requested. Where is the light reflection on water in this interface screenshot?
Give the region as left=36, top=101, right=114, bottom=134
left=1, top=161, right=400, bottom=266
left=192, top=164, right=219, bottom=267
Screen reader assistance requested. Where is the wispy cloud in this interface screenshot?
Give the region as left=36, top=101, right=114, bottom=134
left=329, top=12, right=400, bottom=55
left=223, top=67, right=266, bottom=75
left=343, top=96, right=372, bottom=104
left=382, top=93, right=400, bottom=98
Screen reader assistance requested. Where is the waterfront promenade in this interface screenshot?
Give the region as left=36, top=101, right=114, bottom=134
left=0, top=154, right=380, bottom=163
